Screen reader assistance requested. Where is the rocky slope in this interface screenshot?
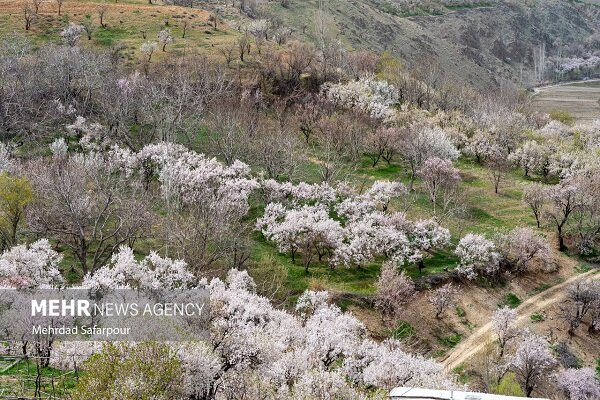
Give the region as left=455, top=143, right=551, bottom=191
left=262, top=0, right=600, bottom=89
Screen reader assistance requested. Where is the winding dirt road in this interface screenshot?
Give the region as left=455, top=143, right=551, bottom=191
left=442, top=269, right=598, bottom=370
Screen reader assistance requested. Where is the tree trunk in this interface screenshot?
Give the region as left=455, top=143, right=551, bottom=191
left=557, top=225, right=566, bottom=251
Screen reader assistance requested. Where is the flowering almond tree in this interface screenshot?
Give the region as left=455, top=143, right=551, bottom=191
left=491, top=306, right=518, bottom=357
left=256, top=203, right=343, bottom=272
left=455, top=234, right=499, bottom=280
left=374, top=262, right=416, bottom=322
left=556, top=367, right=600, bottom=400
left=508, top=334, right=556, bottom=397
left=428, top=283, right=458, bottom=319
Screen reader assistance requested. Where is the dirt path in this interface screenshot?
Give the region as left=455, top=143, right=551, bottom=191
left=442, top=269, right=598, bottom=370
left=531, top=79, right=600, bottom=96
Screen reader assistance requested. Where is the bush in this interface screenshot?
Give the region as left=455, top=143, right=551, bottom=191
left=493, top=372, right=525, bottom=396
left=439, top=333, right=462, bottom=348
left=499, top=292, right=521, bottom=309
left=73, top=341, right=182, bottom=400
left=451, top=363, right=469, bottom=385
left=553, top=342, right=582, bottom=369
left=530, top=312, right=545, bottom=322
left=549, top=110, right=575, bottom=125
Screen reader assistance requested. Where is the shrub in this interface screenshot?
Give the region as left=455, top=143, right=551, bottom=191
left=493, top=372, right=525, bottom=397
left=499, top=292, right=521, bottom=309
left=73, top=341, right=182, bottom=400
left=549, top=110, right=575, bottom=125
left=530, top=312, right=545, bottom=322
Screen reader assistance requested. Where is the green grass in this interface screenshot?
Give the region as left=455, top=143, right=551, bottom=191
left=530, top=312, right=545, bottom=322
left=0, top=1, right=238, bottom=63
left=438, top=333, right=462, bottom=348
left=93, top=26, right=130, bottom=46
left=499, top=292, right=522, bottom=309
left=452, top=363, right=470, bottom=385
left=391, top=320, right=416, bottom=339
left=0, top=359, right=78, bottom=397
left=531, top=282, right=553, bottom=294
left=575, top=263, right=593, bottom=273
left=455, top=306, right=466, bottom=318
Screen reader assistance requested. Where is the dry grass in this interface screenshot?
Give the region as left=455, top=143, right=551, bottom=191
left=532, top=81, right=600, bottom=125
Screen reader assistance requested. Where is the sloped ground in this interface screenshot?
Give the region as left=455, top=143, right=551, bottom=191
left=443, top=267, right=599, bottom=370
left=0, top=0, right=236, bottom=62
left=263, top=0, right=600, bottom=89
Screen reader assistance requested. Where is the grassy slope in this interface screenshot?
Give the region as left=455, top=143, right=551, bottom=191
left=0, top=0, right=237, bottom=62
left=0, top=0, right=573, bottom=295
left=257, top=153, right=542, bottom=309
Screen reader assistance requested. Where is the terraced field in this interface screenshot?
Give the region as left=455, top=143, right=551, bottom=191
left=532, top=80, right=600, bottom=125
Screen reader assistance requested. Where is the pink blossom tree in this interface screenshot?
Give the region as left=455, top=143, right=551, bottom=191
left=374, top=262, right=416, bottom=323
left=428, top=283, right=458, bottom=319
left=508, top=334, right=556, bottom=397
left=418, top=157, right=461, bottom=215
left=398, top=124, right=459, bottom=189
left=455, top=234, right=500, bottom=280
left=494, top=227, right=552, bottom=274
left=491, top=306, right=518, bottom=357
left=256, top=203, right=343, bottom=272
left=556, top=368, right=600, bottom=400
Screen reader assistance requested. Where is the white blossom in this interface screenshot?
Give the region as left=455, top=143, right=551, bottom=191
left=556, top=367, right=600, bottom=400
left=0, top=239, right=64, bottom=288
left=455, top=234, right=500, bottom=280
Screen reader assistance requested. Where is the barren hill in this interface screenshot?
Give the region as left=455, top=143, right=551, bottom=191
left=262, top=0, right=600, bottom=89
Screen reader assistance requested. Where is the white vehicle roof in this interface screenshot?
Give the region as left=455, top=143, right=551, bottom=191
left=389, top=387, right=549, bottom=400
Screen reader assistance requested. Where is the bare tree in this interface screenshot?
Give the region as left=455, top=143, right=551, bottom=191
left=523, top=183, right=546, bottom=228
left=544, top=178, right=585, bottom=251
left=237, top=31, right=250, bottom=62
left=208, top=12, right=218, bottom=30
left=32, top=0, right=43, bottom=14
left=559, top=279, right=599, bottom=336
left=218, top=44, right=236, bottom=67
left=97, top=6, right=107, bottom=28
left=485, top=145, right=510, bottom=194
left=82, top=17, right=95, bottom=40
left=27, top=154, right=151, bottom=275
left=55, top=0, right=64, bottom=15
left=294, top=95, right=326, bottom=143
left=366, top=127, right=399, bottom=167
left=23, top=5, right=36, bottom=30
left=181, top=20, right=189, bottom=39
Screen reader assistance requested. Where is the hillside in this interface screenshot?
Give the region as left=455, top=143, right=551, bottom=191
left=261, top=0, right=600, bottom=89
left=0, top=0, right=599, bottom=398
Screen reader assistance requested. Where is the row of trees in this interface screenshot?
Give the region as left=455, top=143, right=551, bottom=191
left=0, top=238, right=458, bottom=398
